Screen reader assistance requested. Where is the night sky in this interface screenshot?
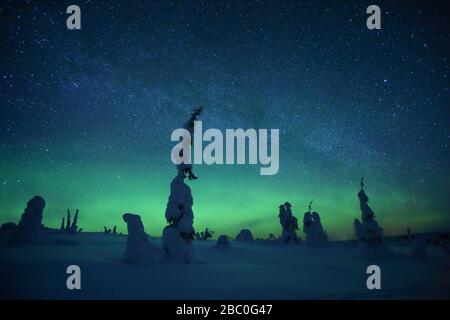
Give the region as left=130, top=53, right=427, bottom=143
left=0, top=0, right=449, bottom=240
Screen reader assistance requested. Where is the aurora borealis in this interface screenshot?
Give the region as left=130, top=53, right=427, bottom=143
left=1, top=1, right=449, bottom=240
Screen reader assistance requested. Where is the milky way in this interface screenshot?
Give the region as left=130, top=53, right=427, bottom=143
left=0, top=0, right=449, bottom=239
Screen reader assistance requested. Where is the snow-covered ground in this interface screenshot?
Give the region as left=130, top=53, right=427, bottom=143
left=0, top=233, right=449, bottom=299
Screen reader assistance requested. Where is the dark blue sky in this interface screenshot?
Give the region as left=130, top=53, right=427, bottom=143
left=0, top=0, right=449, bottom=238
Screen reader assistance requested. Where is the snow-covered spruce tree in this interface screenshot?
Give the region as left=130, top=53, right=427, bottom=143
left=355, top=177, right=392, bottom=258
left=162, top=107, right=202, bottom=264
left=122, top=213, right=158, bottom=265
left=353, top=218, right=364, bottom=240
left=65, top=209, right=71, bottom=232
left=278, top=202, right=300, bottom=243
left=162, top=163, right=196, bottom=263
left=216, top=234, right=230, bottom=248
left=303, top=200, right=328, bottom=246
left=60, top=217, right=65, bottom=231
left=68, top=209, right=79, bottom=233
left=10, top=196, right=46, bottom=244
left=236, top=229, right=254, bottom=241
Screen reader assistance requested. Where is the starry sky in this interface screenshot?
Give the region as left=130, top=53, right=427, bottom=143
left=0, top=0, right=449, bottom=240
